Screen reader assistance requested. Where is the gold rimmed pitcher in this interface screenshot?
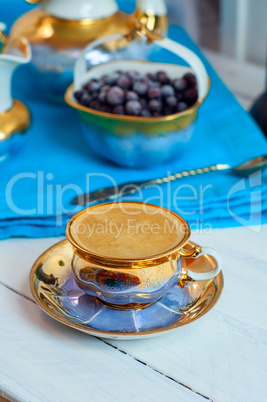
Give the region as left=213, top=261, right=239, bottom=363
left=0, top=24, right=31, bottom=162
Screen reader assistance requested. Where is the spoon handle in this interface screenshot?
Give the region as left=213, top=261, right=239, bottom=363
left=153, top=163, right=231, bottom=185
left=72, top=163, right=231, bottom=206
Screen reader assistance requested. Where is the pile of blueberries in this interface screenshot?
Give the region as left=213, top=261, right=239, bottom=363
left=74, top=70, right=198, bottom=118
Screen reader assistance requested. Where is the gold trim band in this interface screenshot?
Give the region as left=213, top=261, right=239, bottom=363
left=0, top=100, right=31, bottom=141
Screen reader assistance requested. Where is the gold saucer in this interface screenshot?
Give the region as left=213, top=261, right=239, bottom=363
left=30, top=240, right=223, bottom=340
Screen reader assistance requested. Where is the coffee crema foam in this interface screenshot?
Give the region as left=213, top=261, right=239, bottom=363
left=70, top=204, right=189, bottom=259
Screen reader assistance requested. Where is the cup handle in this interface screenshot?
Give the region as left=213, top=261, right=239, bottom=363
left=180, top=245, right=222, bottom=284
left=74, top=33, right=123, bottom=91
left=154, top=38, right=209, bottom=101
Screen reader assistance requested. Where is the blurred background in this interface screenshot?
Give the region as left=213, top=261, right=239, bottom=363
left=165, top=0, right=267, bottom=65
left=161, top=0, right=267, bottom=115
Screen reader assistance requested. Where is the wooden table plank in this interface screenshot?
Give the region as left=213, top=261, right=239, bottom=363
left=109, top=309, right=267, bottom=401
left=107, top=227, right=267, bottom=401
left=0, top=225, right=266, bottom=401
left=0, top=284, right=204, bottom=402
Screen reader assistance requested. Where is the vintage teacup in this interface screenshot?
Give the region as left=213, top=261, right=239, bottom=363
left=66, top=202, right=221, bottom=309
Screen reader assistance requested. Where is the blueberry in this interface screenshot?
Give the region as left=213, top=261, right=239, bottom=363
left=183, top=87, right=198, bottom=105
left=147, top=80, right=160, bottom=89
left=90, top=91, right=99, bottom=100
left=140, top=98, right=148, bottom=108
left=176, top=102, right=188, bottom=112
left=116, top=75, right=132, bottom=89
left=176, top=92, right=183, bottom=102
left=162, top=85, right=175, bottom=98
left=162, top=107, right=174, bottom=116
left=183, top=72, right=197, bottom=87
left=84, top=79, right=102, bottom=93
left=165, top=96, right=177, bottom=108
left=106, top=72, right=120, bottom=86
left=89, top=99, right=102, bottom=110
left=147, top=87, right=161, bottom=99
left=101, top=75, right=109, bottom=84
left=98, top=85, right=110, bottom=102
left=99, top=89, right=107, bottom=103
left=140, top=110, right=151, bottom=117
left=80, top=92, right=92, bottom=107
left=133, top=75, right=143, bottom=83
left=126, top=91, right=139, bottom=101
left=107, top=86, right=125, bottom=105
left=100, top=104, right=112, bottom=113
left=83, top=79, right=94, bottom=90
left=91, top=81, right=102, bottom=92
left=125, top=100, right=142, bottom=116
left=133, top=81, right=148, bottom=96
left=102, top=85, right=110, bottom=92
left=80, top=70, right=197, bottom=118
left=74, top=90, right=84, bottom=102
left=173, top=78, right=187, bottom=92
left=145, top=72, right=157, bottom=81
left=149, top=99, right=162, bottom=113
left=127, top=70, right=141, bottom=81
left=113, top=105, right=125, bottom=115
left=156, top=71, right=169, bottom=84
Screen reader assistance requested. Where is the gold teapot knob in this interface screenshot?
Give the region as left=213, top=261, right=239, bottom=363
left=134, top=0, right=168, bottom=37
left=25, top=0, right=41, bottom=4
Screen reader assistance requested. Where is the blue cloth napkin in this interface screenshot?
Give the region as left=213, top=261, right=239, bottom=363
left=0, top=0, right=267, bottom=239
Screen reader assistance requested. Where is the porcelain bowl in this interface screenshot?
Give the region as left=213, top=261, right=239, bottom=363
left=65, top=29, right=210, bottom=168
left=65, top=60, right=210, bottom=168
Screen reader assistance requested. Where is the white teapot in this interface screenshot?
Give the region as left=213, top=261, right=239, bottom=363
left=10, top=0, right=168, bottom=101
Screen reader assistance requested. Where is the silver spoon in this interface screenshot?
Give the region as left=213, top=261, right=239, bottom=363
left=72, top=155, right=267, bottom=206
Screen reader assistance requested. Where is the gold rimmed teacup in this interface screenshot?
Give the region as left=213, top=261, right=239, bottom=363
left=66, top=202, right=221, bottom=309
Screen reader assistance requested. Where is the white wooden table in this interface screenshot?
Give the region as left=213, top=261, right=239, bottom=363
left=0, top=53, right=266, bottom=402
